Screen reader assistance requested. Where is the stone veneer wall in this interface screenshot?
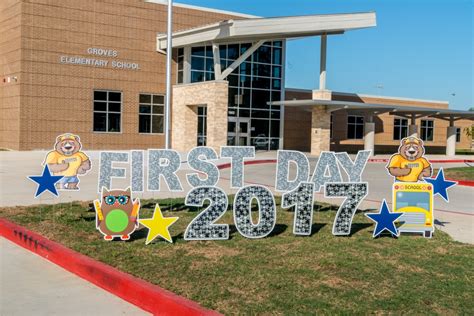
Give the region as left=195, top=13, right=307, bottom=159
left=172, top=80, right=229, bottom=152
left=311, top=106, right=331, bottom=156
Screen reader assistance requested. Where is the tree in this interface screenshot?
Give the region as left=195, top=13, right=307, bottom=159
left=465, top=107, right=474, bottom=150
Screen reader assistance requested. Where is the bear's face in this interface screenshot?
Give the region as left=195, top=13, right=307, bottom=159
left=400, top=143, right=423, bottom=161
left=55, top=139, right=81, bottom=156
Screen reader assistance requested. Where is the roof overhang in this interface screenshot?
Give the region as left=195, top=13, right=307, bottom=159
left=157, top=12, right=376, bottom=50
left=269, top=99, right=474, bottom=120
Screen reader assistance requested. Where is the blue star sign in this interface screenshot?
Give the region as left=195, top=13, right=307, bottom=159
left=28, top=165, right=63, bottom=198
left=365, top=200, right=403, bottom=238
left=424, top=168, right=457, bottom=202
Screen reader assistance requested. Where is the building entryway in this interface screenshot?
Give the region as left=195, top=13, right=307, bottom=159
left=227, top=117, right=251, bottom=146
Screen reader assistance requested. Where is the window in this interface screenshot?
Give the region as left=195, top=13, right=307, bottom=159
left=190, top=46, right=215, bottom=83
left=393, top=118, right=408, bottom=140
left=347, top=115, right=364, bottom=139
left=189, top=41, right=284, bottom=149
left=93, top=90, right=121, bottom=133
left=177, top=48, right=184, bottom=84
left=456, top=127, right=461, bottom=142
left=330, top=114, right=333, bottom=139
left=197, top=106, right=207, bottom=146
left=420, top=120, right=434, bottom=141
left=139, top=94, right=165, bottom=134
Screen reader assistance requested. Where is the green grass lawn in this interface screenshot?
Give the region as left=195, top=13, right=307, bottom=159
left=436, top=166, right=474, bottom=181
left=1, top=198, right=473, bottom=314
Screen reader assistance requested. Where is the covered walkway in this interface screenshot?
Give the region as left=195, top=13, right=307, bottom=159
left=271, top=98, right=474, bottom=156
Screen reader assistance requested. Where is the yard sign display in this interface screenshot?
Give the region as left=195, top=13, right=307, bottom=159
left=27, top=133, right=457, bottom=243
left=95, top=147, right=371, bottom=242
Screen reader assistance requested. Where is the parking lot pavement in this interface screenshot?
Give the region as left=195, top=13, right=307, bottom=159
left=1, top=150, right=473, bottom=243
left=0, top=238, right=149, bottom=316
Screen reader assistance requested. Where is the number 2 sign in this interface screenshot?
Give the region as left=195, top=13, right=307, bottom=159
left=182, top=182, right=367, bottom=241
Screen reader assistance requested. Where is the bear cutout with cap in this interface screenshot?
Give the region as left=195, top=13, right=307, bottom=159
left=43, top=133, right=91, bottom=190
left=386, top=136, right=432, bottom=182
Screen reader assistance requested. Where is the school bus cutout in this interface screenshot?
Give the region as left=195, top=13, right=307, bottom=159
left=392, top=183, right=434, bottom=238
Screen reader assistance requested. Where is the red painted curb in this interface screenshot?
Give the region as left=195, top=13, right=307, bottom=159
left=217, top=159, right=277, bottom=170
left=0, top=218, right=220, bottom=316
left=369, top=158, right=474, bottom=163
left=449, top=179, right=474, bottom=187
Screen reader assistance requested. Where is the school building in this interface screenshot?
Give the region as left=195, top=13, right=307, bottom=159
left=1, top=0, right=472, bottom=155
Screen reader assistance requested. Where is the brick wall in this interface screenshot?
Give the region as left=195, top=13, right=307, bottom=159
left=0, top=0, right=22, bottom=150
left=1, top=0, right=240, bottom=150
left=283, top=89, right=312, bottom=151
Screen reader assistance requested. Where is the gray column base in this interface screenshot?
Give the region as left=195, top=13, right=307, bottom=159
left=446, top=126, right=457, bottom=156
left=364, top=122, right=375, bottom=155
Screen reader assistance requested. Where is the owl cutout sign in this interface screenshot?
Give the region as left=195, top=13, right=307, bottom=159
left=94, top=187, right=140, bottom=241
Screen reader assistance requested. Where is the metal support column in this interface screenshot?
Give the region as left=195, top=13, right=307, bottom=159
left=408, top=113, right=418, bottom=137
left=319, top=34, right=327, bottom=91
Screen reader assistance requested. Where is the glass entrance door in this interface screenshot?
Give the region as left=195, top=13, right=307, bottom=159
left=228, top=117, right=250, bottom=146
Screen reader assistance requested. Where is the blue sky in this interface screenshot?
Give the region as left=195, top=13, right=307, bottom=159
left=176, top=0, right=472, bottom=110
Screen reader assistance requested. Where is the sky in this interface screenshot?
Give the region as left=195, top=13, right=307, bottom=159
left=175, top=0, right=473, bottom=110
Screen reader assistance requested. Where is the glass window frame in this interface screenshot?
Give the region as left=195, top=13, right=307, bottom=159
left=177, top=48, right=184, bottom=84
left=456, top=127, right=461, bottom=143
left=138, top=93, right=165, bottom=135
left=393, top=117, right=409, bottom=140
left=190, top=46, right=215, bottom=84
left=93, top=90, right=122, bottom=133
left=330, top=114, right=333, bottom=139
left=347, top=115, right=364, bottom=140
left=197, top=106, right=207, bottom=146
left=188, top=41, right=285, bottom=149
left=420, top=119, right=434, bottom=142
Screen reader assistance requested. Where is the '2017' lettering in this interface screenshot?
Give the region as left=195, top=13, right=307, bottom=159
left=184, top=182, right=367, bottom=240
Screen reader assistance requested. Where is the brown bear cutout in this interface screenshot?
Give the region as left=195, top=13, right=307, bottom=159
left=387, top=136, right=432, bottom=182
left=44, top=133, right=91, bottom=190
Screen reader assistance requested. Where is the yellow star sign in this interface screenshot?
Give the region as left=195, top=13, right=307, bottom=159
left=139, top=204, right=179, bottom=244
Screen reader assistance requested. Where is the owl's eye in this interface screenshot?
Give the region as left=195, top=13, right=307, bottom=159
left=118, top=195, right=129, bottom=205
left=105, top=196, right=115, bottom=205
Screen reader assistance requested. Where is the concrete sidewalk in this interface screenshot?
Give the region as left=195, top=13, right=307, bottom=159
left=0, top=237, right=149, bottom=316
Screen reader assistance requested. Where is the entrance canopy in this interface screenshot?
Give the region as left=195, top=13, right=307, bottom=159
left=157, top=12, right=376, bottom=50
left=269, top=99, right=474, bottom=121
